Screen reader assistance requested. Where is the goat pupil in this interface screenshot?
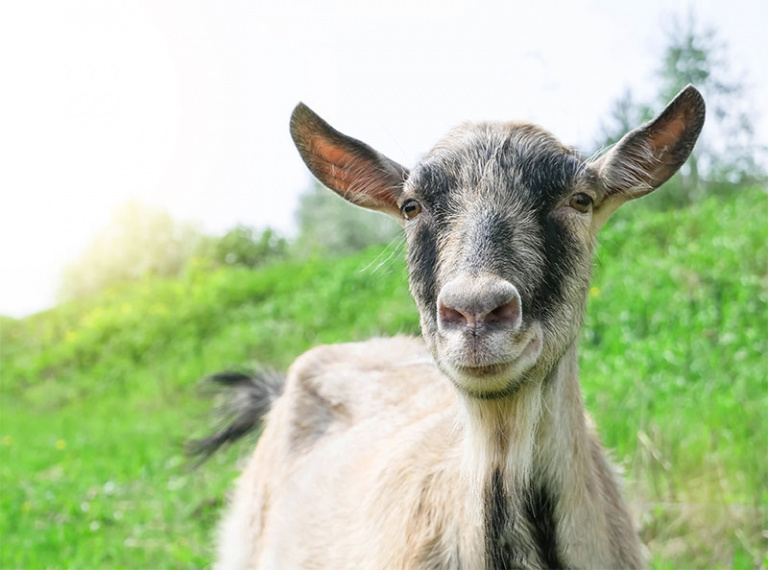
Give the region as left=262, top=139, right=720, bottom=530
left=402, top=200, right=422, bottom=219
left=570, top=193, right=592, bottom=212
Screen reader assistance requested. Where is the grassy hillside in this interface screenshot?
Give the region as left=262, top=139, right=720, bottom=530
left=1, top=188, right=766, bottom=568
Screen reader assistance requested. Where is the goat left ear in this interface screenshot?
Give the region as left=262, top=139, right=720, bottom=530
left=290, top=103, right=408, bottom=220
left=592, top=85, right=705, bottom=209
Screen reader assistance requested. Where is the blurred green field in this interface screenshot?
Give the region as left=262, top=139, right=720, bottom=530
left=1, top=188, right=766, bottom=568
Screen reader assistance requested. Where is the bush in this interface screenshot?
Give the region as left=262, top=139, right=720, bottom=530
left=194, top=226, right=287, bottom=268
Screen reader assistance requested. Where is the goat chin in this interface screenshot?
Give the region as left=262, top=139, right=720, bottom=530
left=437, top=322, right=544, bottom=398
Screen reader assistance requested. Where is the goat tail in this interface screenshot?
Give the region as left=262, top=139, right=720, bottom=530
left=187, top=370, right=285, bottom=465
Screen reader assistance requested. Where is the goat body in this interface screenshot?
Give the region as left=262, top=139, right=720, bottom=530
left=205, top=86, right=706, bottom=569
left=216, top=338, right=638, bottom=568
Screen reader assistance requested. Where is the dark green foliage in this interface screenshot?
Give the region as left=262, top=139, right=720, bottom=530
left=1, top=189, right=766, bottom=568
left=195, top=225, right=288, bottom=268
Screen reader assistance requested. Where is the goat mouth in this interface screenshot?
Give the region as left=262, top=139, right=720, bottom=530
left=446, top=325, right=543, bottom=382
left=454, top=362, right=512, bottom=377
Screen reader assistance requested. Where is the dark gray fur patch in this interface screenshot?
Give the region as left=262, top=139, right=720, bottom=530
left=528, top=213, right=583, bottom=322
left=463, top=210, right=518, bottom=276
left=485, top=468, right=528, bottom=569
left=408, top=222, right=440, bottom=331
left=484, top=469, right=564, bottom=569
left=524, top=485, right=564, bottom=569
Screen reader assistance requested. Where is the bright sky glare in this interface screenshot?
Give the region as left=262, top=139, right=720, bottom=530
left=1, top=0, right=766, bottom=317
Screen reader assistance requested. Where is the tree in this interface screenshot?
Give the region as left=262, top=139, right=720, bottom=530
left=659, top=13, right=765, bottom=197
left=595, top=13, right=765, bottom=204
left=58, top=201, right=201, bottom=301
left=294, top=182, right=400, bottom=256
left=595, top=89, right=653, bottom=151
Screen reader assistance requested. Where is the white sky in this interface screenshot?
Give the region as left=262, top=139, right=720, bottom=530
left=1, top=0, right=766, bottom=318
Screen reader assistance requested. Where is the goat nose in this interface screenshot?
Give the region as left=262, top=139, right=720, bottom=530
left=437, top=278, right=522, bottom=331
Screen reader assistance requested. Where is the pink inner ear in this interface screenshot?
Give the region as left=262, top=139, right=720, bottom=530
left=651, top=118, right=686, bottom=152
left=312, top=137, right=352, bottom=167
left=310, top=136, right=365, bottom=192
left=307, top=135, right=399, bottom=209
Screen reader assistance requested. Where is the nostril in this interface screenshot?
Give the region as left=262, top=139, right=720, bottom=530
left=485, top=297, right=521, bottom=327
left=439, top=301, right=469, bottom=327
left=437, top=278, right=522, bottom=332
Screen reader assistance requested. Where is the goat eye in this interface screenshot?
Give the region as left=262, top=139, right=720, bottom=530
left=401, top=199, right=422, bottom=220
left=569, top=193, right=593, bottom=213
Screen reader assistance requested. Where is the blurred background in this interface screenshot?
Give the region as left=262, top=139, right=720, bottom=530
left=1, top=1, right=766, bottom=568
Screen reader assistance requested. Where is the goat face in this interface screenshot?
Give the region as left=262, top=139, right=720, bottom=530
left=401, top=123, right=596, bottom=397
left=290, top=86, right=705, bottom=398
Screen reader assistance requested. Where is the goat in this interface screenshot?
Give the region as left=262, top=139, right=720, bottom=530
left=199, top=86, right=705, bottom=569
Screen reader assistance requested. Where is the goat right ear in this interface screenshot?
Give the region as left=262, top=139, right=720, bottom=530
left=590, top=85, right=705, bottom=226
left=290, top=103, right=408, bottom=219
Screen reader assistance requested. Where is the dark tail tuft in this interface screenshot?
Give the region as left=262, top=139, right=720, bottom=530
left=187, top=370, right=285, bottom=465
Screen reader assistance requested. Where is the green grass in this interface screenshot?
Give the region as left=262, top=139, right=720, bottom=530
left=1, top=188, right=766, bottom=568
left=583, top=190, right=768, bottom=567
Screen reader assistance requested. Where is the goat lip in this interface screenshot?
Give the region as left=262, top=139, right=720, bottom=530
left=454, top=362, right=512, bottom=378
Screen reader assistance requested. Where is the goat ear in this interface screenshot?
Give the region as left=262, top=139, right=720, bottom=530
left=592, top=85, right=705, bottom=207
left=290, top=103, right=408, bottom=219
